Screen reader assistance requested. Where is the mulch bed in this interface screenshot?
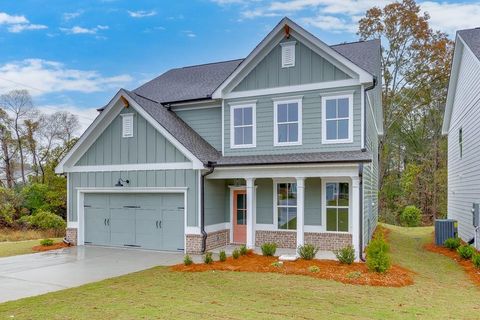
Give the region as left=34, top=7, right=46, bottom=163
left=424, top=242, right=480, bottom=287
left=32, top=242, right=70, bottom=252
left=171, top=252, right=414, bottom=287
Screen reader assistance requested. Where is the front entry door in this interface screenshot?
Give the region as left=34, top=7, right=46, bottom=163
left=233, top=190, right=247, bottom=244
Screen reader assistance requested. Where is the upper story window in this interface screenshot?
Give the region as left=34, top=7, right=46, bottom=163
left=273, top=97, right=302, bottom=146
left=322, top=93, right=353, bottom=144
left=459, top=128, right=463, bottom=158
left=121, top=113, right=134, bottom=138
left=280, top=41, right=296, bottom=68
left=230, top=102, right=256, bottom=148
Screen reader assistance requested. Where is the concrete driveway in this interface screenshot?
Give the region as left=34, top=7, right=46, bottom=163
left=0, top=245, right=185, bottom=303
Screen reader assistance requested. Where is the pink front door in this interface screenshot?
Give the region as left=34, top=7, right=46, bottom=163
left=233, top=190, right=247, bottom=244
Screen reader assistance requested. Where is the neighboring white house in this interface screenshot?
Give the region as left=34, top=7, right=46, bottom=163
left=443, top=27, right=480, bottom=247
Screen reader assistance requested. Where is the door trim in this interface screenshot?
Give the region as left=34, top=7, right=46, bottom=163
left=229, top=185, right=256, bottom=245
left=232, top=189, right=247, bottom=244
left=76, top=187, right=188, bottom=251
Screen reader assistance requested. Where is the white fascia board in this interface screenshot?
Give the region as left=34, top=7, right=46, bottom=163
left=443, top=35, right=464, bottom=135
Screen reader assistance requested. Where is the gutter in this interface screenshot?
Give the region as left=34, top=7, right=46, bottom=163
left=200, top=161, right=216, bottom=253
left=362, top=76, right=377, bottom=152
left=358, top=163, right=365, bottom=261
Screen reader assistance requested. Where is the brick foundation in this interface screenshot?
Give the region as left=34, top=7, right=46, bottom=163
left=185, top=229, right=230, bottom=254
left=66, top=228, right=77, bottom=245
left=255, top=230, right=352, bottom=251
left=255, top=230, right=297, bottom=248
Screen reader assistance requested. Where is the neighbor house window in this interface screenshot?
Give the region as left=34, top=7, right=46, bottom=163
left=230, top=103, right=256, bottom=148
left=274, top=97, right=302, bottom=146
left=276, top=182, right=297, bottom=230
left=121, top=113, right=134, bottom=138
left=322, top=94, right=353, bottom=144
left=325, top=182, right=349, bottom=232
left=459, top=128, right=463, bottom=158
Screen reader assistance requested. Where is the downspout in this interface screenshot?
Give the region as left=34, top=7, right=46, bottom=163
left=358, top=163, right=365, bottom=261
left=201, top=161, right=216, bottom=253
left=362, top=76, right=377, bottom=152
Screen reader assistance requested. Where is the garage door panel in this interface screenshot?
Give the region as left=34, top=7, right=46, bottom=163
left=109, top=194, right=136, bottom=209
left=162, top=194, right=184, bottom=209
left=85, top=208, right=110, bottom=245
left=84, top=194, right=108, bottom=208
left=109, top=208, right=136, bottom=246
left=135, top=194, right=161, bottom=208
left=135, top=209, right=162, bottom=250
left=162, top=209, right=184, bottom=251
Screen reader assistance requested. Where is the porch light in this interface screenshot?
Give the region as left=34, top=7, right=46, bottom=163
left=115, top=178, right=130, bottom=187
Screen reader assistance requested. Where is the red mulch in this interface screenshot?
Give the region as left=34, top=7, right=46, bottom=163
left=32, top=242, right=70, bottom=252
left=171, top=252, right=414, bottom=287
left=424, top=242, right=480, bottom=287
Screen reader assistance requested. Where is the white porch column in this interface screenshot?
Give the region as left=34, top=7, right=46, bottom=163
left=296, top=177, right=305, bottom=249
left=246, top=178, right=256, bottom=249
left=351, top=177, right=361, bottom=261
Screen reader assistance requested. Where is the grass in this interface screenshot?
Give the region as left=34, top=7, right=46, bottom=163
left=0, top=225, right=479, bottom=319
left=0, top=228, right=64, bottom=242
left=0, top=238, right=63, bottom=258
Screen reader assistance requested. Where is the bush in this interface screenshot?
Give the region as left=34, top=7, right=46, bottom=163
left=183, top=254, right=193, bottom=266
left=366, top=237, right=391, bottom=273
left=400, top=205, right=421, bottom=227
left=204, top=252, right=213, bottom=264
left=261, top=242, right=277, bottom=256
left=297, top=244, right=319, bottom=260
left=457, top=245, right=475, bottom=259
left=335, top=245, right=355, bottom=264
left=19, top=209, right=66, bottom=230
left=346, top=271, right=362, bottom=279
left=219, top=250, right=227, bottom=262
left=308, top=265, right=320, bottom=273
left=232, top=248, right=240, bottom=259
left=472, top=253, right=480, bottom=268
left=40, top=238, right=54, bottom=246
left=271, top=261, right=283, bottom=268
left=240, top=245, right=248, bottom=256
left=444, top=237, right=461, bottom=250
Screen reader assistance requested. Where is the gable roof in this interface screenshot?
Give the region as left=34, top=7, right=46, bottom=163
left=458, top=28, right=480, bottom=60
left=331, top=39, right=381, bottom=77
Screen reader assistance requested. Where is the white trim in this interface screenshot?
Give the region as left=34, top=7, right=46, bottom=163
left=67, top=162, right=193, bottom=173
left=321, top=92, right=354, bottom=144
left=224, top=79, right=360, bottom=100
left=221, top=100, right=225, bottom=155
left=171, top=105, right=221, bottom=112
left=360, top=84, right=365, bottom=149
left=197, top=170, right=202, bottom=229
left=67, top=221, right=78, bottom=228
left=246, top=178, right=256, bottom=248
left=66, top=173, right=70, bottom=224
left=273, top=97, right=303, bottom=146
left=273, top=181, right=298, bottom=231
left=229, top=185, right=246, bottom=243
left=230, top=102, right=257, bottom=149
left=120, top=113, right=134, bottom=138
left=205, top=222, right=231, bottom=233
left=321, top=179, right=351, bottom=233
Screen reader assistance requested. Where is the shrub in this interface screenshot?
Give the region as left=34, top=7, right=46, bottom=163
left=40, top=238, right=54, bottom=246
left=335, top=245, right=355, bottom=264
left=346, top=271, right=362, bottom=279
left=297, top=244, right=319, bottom=260
left=232, top=248, right=240, bottom=259
left=271, top=261, right=283, bottom=268
left=308, top=265, right=320, bottom=273
left=399, top=205, right=422, bottom=227
left=239, top=245, right=248, bottom=256
left=219, top=250, right=227, bottom=262
left=472, top=253, right=480, bottom=268
left=366, top=237, right=391, bottom=273
left=183, top=254, right=193, bottom=266
left=204, top=252, right=213, bottom=264
left=19, top=210, right=66, bottom=230
left=457, top=245, right=475, bottom=259
left=444, top=237, right=461, bottom=250
left=261, top=242, right=277, bottom=256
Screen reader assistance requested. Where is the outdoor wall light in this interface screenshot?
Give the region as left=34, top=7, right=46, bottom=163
left=115, top=178, right=130, bottom=187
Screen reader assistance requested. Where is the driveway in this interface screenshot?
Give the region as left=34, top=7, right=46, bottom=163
left=0, top=245, right=185, bottom=303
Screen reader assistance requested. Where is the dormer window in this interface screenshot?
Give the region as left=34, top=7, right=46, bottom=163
left=121, top=113, right=134, bottom=138
left=281, top=41, right=296, bottom=68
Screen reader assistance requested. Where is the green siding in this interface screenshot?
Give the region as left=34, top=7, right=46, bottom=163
left=233, top=37, right=350, bottom=92
left=305, top=178, right=322, bottom=225
left=256, top=179, right=273, bottom=224
left=76, top=108, right=188, bottom=166
left=68, top=169, right=198, bottom=227
left=224, top=86, right=362, bottom=155
left=175, top=107, right=222, bottom=151
left=204, top=179, right=227, bottom=225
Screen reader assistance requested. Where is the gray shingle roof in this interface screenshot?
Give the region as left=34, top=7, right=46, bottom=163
left=458, top=28, right=480, bottom=60
left=331, top=39, right=381, bottom=77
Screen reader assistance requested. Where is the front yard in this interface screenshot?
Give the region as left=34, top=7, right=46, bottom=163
left=1, top=225, right=479, bottom=319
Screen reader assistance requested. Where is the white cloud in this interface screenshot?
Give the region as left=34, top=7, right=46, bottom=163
left=0, top=11, right=47, bottom=33
left=37, top=104, right=98, bottom=134
left=127, top=10, right=157, bottom=18
left=60, top=25, right=109, bottom=35
left=63, top=10, right=83, bottom=21
left=182, top=30, right=196, bottom=38
left=0, top=12, right=28, bottom=25
left=0, top=59, right=132, bottom=97
left=8, top=23, right=47, bottom=33
left=301, top=15, right=357, bottom=33
left=421, top=1, right=480, bottom=35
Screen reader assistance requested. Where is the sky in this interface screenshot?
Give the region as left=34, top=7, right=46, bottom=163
left=0, top=0, right=479, bottom=133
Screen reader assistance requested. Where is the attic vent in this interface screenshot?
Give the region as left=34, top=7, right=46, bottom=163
left=121, top=113, right=134, bottom=138
left=281, top=41, right=296, bottom=68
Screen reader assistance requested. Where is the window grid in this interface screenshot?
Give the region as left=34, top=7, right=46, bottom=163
left=325, top=182, right=349, bottom=232
left=274, top=98, right=302, bottom=146
left=322, top=94, right=353, bottom=144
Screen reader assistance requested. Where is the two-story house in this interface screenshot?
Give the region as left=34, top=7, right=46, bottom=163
left=55, top=17, right=383, bottom=260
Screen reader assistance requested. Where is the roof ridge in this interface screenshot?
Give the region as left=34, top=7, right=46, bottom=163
left=331, top=38, right=380, bottom=47
left=179, top=58, right=244, bottom=70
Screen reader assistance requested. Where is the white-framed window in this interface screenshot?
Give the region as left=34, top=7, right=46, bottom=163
left=273, top=97, right=302, bottom=146
left=121, top=113, right=134, bottom=138
left=230, top=102, right=256, bottom=148
left=322, top=93, right=353, bottom=144
left=324, top=182, right=349, bottom=232
left=280, top=41, right=296, bottom=68
left=275, top=182, right=297, bottom=230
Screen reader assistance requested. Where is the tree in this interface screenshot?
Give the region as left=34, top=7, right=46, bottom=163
left=0, top=109, right=17, bottom=188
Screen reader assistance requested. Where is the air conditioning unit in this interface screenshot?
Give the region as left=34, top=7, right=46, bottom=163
left=435, top=219, right=458, bottom=246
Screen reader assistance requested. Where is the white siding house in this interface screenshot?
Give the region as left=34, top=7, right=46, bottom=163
left=443, top=28, right=480, bottom=247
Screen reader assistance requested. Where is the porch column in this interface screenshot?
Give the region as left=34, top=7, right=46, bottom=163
left=296, top=177, right=305, bottom=249
left=246, top=177, right=256, bottom=249
left=351, top=176, right=361, bottom=261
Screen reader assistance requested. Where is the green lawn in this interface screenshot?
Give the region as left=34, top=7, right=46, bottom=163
left=1, top=226, right=479, bottom=319
left=0, top=238, right=63, bottom=258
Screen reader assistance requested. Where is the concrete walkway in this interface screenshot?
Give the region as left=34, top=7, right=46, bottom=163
left=0, top=245, right=186, bottom=303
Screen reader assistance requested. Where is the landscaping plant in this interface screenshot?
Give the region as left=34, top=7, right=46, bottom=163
left=40, top=238, right=54, bottom=246
left=271, top=261, right=283, bottom=268
left=399, top=205, right=421, bottom=227
left=308, top=265, right=320, bottom=273
left=472, top=253, right=480, bottom=268
left=232, top=248, right=240, bottom=259
left=346, top=271, right=362, bottom=279
left=457, top=245, right=475, bottom=260
left=239, top=245, right=248, bottom=256
left=183, top=254, right=193, bottom=266
left=19, top=209, right=66, bottom=231
left=260, top=242, right=277, bottom=256
left=204, top=252, right=214, bottom=264
left=444, top=237, right=461, bottom=250
left=366, top=236, right=391, bottom=273
left=219, top=250, right=227, bottom=262
left=335, top=245, right=355, bottom=264
left=297, top=244, right=319, bottom=260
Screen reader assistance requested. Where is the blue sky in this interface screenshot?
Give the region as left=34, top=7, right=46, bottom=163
left=0, top=0, right=479, bottom=132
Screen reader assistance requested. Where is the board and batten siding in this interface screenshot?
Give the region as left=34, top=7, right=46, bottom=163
left=447, top=45, right=480, bottom=245
left=175, top=107, right=222, bottom=151
left=224, top=86, right=362, bottom=156
left=68, top=169, right=199, bottom=227
left=76, top=108, right=188, bottom=166
left=204, top=179, right=228, bottom=225
left=233, top=37, right=351, bottom=92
